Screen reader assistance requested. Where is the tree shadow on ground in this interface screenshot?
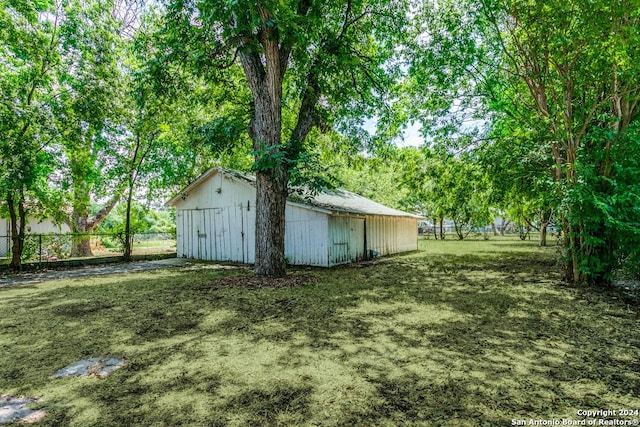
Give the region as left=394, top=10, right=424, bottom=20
left=0, top=248, right=639, bottom=426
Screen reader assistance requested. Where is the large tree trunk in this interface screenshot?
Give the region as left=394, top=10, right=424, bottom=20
left=238, top=7, right=289, bottom=277
left=235, top=3, right=318, bottom=277
left=71, top=213, right=93, bottom=257
left=7, top=190, right=26, bottom=271
left=70, top=195, right=121, bottom=257
left=254, top=169, right=288, bottom=277
left=248, top=89, right=287, bottom=276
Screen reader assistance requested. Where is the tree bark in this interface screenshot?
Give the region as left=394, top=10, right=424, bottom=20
left=71, top=213, right=93, bottom=257
left=499, top=218, right=511, bottom=235
left=7, top=190, right=26, bottom=271
left=539, top=222, right=548, bottom=247
left=123, top=185, right=134, bottom=262
left=237, top=6, right=290, bottom=277
left=432, top=217, right=438, bottom=240
left=70, top=194, right=121, bottom=257
left=254, top=169, right=288, bottom=277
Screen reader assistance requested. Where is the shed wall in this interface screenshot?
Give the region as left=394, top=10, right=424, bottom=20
left=365, top=216, right=418, bottom=256
left=328, top=216, right=365, bottom=266
left=175, top=173, right=256, bottom=212
left=175, top=174, right=255, bottom=262
left=25, top=218, right=70, bottom=234
left=0, top=218, right=70, bottom=258
left=284, top=205, right=329, bottom=267
left=176, top=204, right=251, bottom=262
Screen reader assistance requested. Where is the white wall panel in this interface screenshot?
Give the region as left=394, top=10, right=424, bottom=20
left=365, top=216, right=418, bottom=257
left=284, top=205, right=328, bottom=267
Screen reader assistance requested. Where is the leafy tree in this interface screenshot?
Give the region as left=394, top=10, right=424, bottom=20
left=411, top=0, right=640, bottom=283
left=157, top=0, right=412, bottom=277
left=438, top=154, right=492, bottom=240
left=479, top=0, right=640, bottom=283
left=0, top=0, right=62, bottom=270
left=396, top=147, right=447, bottom=238
left=53, top=0, right=130, bottom=256
left=327, top=144, right=414, bottom=211
left=118, top=9, right=258, bottom=259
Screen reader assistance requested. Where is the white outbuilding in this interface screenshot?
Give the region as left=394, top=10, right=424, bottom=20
left=166, top=168, right=421, bottom=267
left=1, top=218, right=70, bottom=258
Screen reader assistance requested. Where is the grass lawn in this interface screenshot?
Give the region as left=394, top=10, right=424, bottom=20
left=0, top=237, right=638, bottom=426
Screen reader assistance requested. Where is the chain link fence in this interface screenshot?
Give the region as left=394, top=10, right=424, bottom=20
left=0, top=232, right=176, bottom=263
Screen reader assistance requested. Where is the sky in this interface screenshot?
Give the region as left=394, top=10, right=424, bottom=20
left=363, top=118, right=425, bottom=148
left=398, top=122, right=424, bottom=147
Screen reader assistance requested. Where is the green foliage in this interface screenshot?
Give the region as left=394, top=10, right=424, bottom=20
left=567, top=124, right=640, bottom=281
left=326, top=146, right=412, bottom=210
left=0, top=0, right=63, bottom=268
left=54, top=0, right=130, bottom=234
left=19, top=233, right=71, bottom=261
left=97, top=202, right=175, bottom=235
left=156, top=0, right=412, bottom=173
left=410, top=0, right=640, bottom=282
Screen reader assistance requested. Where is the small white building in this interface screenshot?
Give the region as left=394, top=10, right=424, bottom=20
left=0, top=218, right=70, bottom=257
left=166, top=168, right=421, bottom=267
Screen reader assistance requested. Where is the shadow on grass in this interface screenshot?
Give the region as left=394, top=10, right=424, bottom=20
left=0, top=243, right=639, bottom=426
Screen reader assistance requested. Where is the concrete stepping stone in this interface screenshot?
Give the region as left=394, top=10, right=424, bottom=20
left=0, top=395, right=46, bottom=424
left=52, top=357, right=126, bottom=379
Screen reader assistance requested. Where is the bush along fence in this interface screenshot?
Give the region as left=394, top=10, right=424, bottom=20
left=0, top=232, right=176, bottom=265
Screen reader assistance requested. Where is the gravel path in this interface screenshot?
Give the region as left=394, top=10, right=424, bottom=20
left=0, top=258, right=190, bottom=288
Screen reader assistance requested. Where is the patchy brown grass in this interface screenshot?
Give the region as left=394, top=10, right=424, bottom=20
left=0, top=236, right=638, bottom=426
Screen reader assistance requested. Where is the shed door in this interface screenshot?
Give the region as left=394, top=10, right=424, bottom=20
left=329, top=217, right=365, bottom=266
left=177, top=209, right=210, bottom=259
left=178, top=206, right=250, bottom=262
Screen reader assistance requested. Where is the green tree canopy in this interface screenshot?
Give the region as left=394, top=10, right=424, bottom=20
left=156, top=0, right=413, bottom=276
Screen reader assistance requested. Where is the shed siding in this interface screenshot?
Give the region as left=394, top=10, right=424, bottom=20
left=328, top=216, right=365, bottom=266
left=25, top=219, right=70, bottom=234
left=365, top=216, right=418, bottom=256
left=284, top=205, right=328, bottom=267
left=0, top=218, right=70, bottom=258
left=175, top=173, right=256, bottom=212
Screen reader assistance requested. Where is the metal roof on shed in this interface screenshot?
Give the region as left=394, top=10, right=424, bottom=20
left=166, top=167, right=421, bottom=219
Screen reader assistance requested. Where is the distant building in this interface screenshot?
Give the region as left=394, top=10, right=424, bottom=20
left=0, top=218, right=70, bottom=257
